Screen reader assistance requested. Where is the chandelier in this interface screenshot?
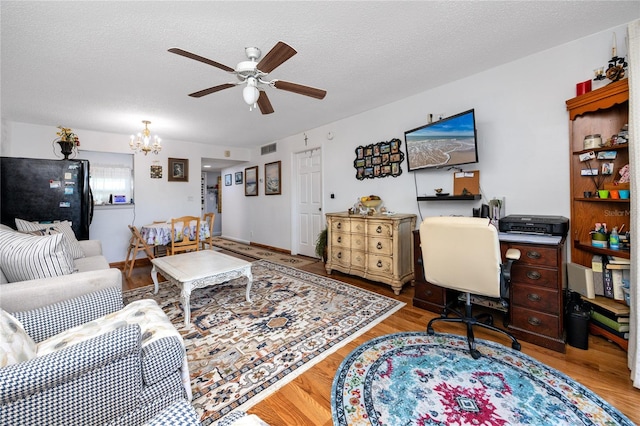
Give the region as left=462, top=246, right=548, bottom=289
left=129, top=120, right=161, bottom=155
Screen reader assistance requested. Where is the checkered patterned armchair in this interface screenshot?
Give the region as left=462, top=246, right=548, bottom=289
left=0, top=284, right=192, bottom=425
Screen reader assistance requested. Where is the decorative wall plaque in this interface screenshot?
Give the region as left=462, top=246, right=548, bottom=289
left=354, top=138, right=404, bottom=180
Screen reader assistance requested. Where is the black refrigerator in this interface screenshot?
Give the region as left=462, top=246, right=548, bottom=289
left=1, top=157, right=93, bottom=240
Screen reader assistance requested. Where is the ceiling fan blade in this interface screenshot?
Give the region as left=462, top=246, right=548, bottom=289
left=257, top=41, right=297, bottom=74
left=168, top=48, right=235, bottom=73
left=257, top=91, right=274, bottom=115
left=188, top=83, right=235, bottom=98
left=273, top=80, right=327, bottom=100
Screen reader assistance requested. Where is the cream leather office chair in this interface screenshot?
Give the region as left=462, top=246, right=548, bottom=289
left=419, top=216, right=521, bottom=359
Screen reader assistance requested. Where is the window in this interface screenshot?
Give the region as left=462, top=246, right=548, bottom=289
left=90, top=164, right=133, bottom=204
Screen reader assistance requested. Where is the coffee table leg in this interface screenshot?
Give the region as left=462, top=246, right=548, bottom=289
left=245, top=269, right=253, bottom=303
left=181, top=287, right=192, bottom=327
left=151, top=265, right=159, bottom=294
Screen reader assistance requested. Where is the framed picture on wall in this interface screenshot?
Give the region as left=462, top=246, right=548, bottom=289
left=264, top=161, right=281, bottom=195
left=245, top=166, right=258, bottom=196
left=235, top=171, right=243, bottom=184
left=224, top=174, right=232, bottom=186
left=168, top=158, right=189, bottom=182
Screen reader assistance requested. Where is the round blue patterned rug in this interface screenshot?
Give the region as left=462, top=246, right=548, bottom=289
left=331, top=332, right=633, bottom=425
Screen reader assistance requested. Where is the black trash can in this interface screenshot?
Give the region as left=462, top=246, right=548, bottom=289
left=565, top=291, right=590, bottom=350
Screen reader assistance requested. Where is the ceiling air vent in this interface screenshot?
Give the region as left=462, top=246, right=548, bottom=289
left=261, top=143, right=277, bottom=155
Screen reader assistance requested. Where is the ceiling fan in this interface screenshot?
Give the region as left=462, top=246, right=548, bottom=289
left=168, top=41, right=327, bottom=114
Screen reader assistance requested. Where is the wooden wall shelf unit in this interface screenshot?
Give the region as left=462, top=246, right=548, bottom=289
left=417, top=194, right=481, bottom=201
left=566, top=78, right=630, bottom=268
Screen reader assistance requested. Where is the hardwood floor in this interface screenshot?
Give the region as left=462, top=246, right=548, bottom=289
left=122, top=252, right=640, bottom=425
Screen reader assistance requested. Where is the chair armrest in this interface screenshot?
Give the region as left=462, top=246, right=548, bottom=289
left=0, top=268, right=122, bottom=312
left=500, top=248, right=521, bottom=298
left=12, top=287, right=124, bottom=343
left=0, top=325, right=142, bottom=425
left=79, top=239, right=103, bottom=257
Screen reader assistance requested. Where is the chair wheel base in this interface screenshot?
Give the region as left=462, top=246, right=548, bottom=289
left=470, top=349, right=482, bottom=359
left=427, top=326, right=435, bottom=335
left=512, top=341, right=521, bottom=351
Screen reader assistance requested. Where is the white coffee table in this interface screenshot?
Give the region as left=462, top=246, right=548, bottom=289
left=151, top=250, right=253, bottom=326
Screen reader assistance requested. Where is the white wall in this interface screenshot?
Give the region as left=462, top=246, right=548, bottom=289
left=221, top=23, right=632, bottom=258
left=1, top=23, right=632, bottom=262
left=0, top=122, right=250, bottom=262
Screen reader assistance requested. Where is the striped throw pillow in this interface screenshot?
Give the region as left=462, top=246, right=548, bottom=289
left=15, top=218, right=85, bottom=259
left=0, top=229, right=75, bottom=282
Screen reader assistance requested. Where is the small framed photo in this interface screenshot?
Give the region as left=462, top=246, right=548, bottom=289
left=168, top=158, right=188, bottom=182
left=224, top=174, right=232, bottom=186
left=245, top=166, right=258, bottom=196
left=597, top=151, right=617, bottom=160
left=264, top=161, right=281, bottom=195
left=235, top=171, right=243, bottom=185
left=601, top=162, right=614, bottom=175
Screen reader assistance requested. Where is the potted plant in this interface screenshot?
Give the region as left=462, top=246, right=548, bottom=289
left=315, top=228, right=328, bottom=262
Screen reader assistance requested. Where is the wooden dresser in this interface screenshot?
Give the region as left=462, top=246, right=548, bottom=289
left=413, top=230, right=567, bottom=352
left=325, top=212, right=416, bottom=295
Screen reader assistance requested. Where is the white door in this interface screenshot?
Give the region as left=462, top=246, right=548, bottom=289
left=294, top=148, right=322, bottom=257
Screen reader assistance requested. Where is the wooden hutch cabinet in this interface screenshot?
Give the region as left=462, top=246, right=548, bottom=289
left=325, top=212, right=416, bottom=295
left=566, top=78, right=630, bottom=267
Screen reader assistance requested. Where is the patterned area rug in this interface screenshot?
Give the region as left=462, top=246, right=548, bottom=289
left=123, top=260, right=404, bottom=425
left=209, top=237, right=316, bottom=268
left=332, top=332, right=633, bottom=426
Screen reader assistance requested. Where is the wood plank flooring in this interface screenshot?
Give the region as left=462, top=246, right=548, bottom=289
left=123, top=252, right=640, bottom=425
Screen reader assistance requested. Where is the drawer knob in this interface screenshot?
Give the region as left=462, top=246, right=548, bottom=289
left=526, top=250, right=541, bottom=259
left=527, top=293, right=541, bottom=302
left=425, top=290, right=432, bottom=296
left=376, top=226, right=382, bottom=233
left=526, top=271, right=541, bottom=280
left=337, top=236, right=342, bottom=243
left=377, top=242, right=383, bottom=250
left=337, top=252, right=342, bottom=259
left=337, top=223, right=342, bottom=229
left=377, top=260, right=383, bottom=268
left=528, top=317, right=541, bottom=326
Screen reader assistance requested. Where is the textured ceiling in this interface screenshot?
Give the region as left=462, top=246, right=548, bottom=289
left=2, top=1, right=639, bottom=153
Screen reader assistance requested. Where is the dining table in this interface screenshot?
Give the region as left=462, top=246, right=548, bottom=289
left=139, top=220, right=211, bottom=246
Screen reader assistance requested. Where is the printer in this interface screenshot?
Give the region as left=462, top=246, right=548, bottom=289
left=499, top=215, right=569, bottom=237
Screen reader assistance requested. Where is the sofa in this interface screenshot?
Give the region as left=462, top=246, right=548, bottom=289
left=0, top=280, right=192, bottom=425
left=0, top=222, right=119, bottom=312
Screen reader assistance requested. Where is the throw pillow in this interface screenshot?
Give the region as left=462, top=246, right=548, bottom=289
left=15, top=218, right=85, bottom=259
left=0, top=308, right=37, bottom=367
left=0, top=229, right=75, bottom=282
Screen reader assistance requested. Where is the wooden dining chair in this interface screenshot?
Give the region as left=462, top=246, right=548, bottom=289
left=201, top=212, right=216, bottom=250
left=167, top=215, right=201, bottom=256
left=124, top=225, right=156, bottom=277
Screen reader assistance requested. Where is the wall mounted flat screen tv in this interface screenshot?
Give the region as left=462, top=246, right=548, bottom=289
left=404, top=109, right=478, bottom=172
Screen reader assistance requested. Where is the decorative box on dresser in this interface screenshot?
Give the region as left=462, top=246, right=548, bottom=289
left=413, top=230, right=567, bottom=353
left=325, top=212, right=416, bottom=295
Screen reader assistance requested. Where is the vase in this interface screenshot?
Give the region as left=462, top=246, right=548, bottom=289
left=57, top=141, right=75, bottom=159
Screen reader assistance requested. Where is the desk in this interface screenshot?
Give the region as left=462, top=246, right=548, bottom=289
left=412, top=230, right=567, bottom=353
left=140, top=221, right=210, bottom=246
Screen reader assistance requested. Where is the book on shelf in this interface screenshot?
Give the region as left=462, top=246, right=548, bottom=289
left=606, top=262, right=631, bottom=270
left=590, top=318, right=629, bottom=340
left=589, top=301, right=630, bottom=323
left=584, top=295, right=630, bottom=317
left=591, top=255, right=605, bottom=296
left=608, top=255, right=631, bottom=265
left=610, top=268, right=625, bottom=301
left=602, top=257, right=614, bottom=298
left=590, top=310, right=630, bottom=332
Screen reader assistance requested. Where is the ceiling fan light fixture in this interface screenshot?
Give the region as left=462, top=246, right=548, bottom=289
left=243, top=78, right=259, bottom=106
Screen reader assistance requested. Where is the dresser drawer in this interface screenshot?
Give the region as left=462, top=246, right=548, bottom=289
left=367, top=237, right=393, bottom=256
left=331, top=232, right=351, bottom=248
left=511, top=283, right=560, bottom=314
left=330, top=219, right=351, bottom=233
left=351, top=250, right=366, bottom=268
left=330, top=248, right=351, bottom=267
left=367, top=254, right=393, bottom=275
left=415, top=281, right=446, bottom=305
left=502, top=243, right=559, bottom=268
left=511, top=265, right=559, bottom=289
left=367, top=221, right=393, bottom=237
left=511, top=306, right=561, bottom=338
